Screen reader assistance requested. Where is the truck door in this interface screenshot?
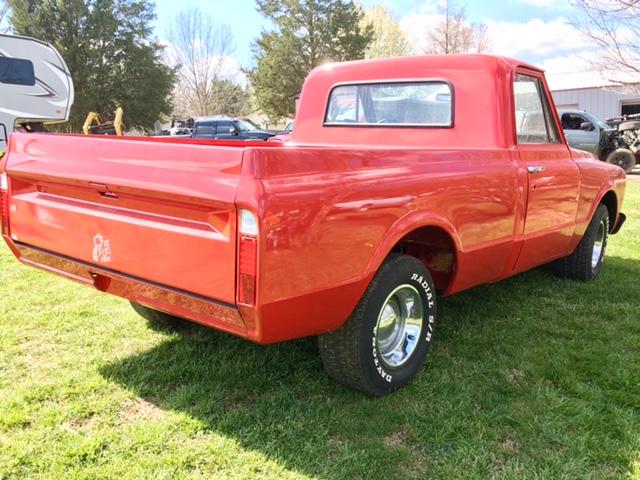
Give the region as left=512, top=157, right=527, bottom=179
left=512, top=70, right=581, bottom=273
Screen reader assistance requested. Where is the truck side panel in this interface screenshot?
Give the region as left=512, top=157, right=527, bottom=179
left=240, top=146, right=523, bottom=342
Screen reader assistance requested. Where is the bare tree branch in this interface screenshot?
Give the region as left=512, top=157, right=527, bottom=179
left=570, top=0, right=640, bottom=75
left=425, top=0, right=490, bottom=54
left=0, top=0, right=11, bottom=34
left=167, top=8, right=235, bottom=116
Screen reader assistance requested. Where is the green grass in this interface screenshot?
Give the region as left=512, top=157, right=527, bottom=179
left=1, top=180, right=639, bottom=480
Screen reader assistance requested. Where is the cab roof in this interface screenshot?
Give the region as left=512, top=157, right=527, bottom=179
left=291, top=54, right=548, bottom=148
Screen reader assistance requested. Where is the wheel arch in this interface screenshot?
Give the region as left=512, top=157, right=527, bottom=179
left=365, top=213, right=461, bottom=295
left=599, top=189, right=618, bottom=232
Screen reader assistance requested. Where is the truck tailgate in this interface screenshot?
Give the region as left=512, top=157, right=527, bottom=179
left=5, top=133, right=243, bottom=305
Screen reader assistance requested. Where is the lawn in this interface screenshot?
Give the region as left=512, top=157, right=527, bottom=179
left=0, top=179, right=639, bottom=480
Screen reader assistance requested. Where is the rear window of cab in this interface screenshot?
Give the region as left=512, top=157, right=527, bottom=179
left=324, top=81, right=453, bottom=127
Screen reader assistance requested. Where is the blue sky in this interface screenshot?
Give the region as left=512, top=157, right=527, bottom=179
left=153, top=0, right=602, bottom=89
left=154, top=1, right=577, bottom=65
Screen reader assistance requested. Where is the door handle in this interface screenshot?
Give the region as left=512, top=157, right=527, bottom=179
left=527, top=165, right=546, bottom=174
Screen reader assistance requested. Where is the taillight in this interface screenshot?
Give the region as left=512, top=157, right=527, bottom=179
left=237, top=209, right=258, bottom=306
left=0, top=173, right=9, bottom=235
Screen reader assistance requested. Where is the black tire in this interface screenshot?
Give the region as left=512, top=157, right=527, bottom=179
left=318, top=254, right=437, bottom=396
left=552, top=204, right=609, bottom=281
left=606, top=148, right=636, bottom=174
left=130, top=301, right=187, bottom=332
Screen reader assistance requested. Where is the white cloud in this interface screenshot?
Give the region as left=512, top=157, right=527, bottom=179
left=541, top=51, right=640, bottom=90
left=216, top=55, right=247, bottom=86
left=399, top=9, right=593, bottom=60
left=484, top=17, right=593, bottom=58
left=398, top=7, right=629, bottom=90
left=516, top=0, right=571, bottom=8
left=159, top=38, right=247, bottom=87
left=399, top=10, right=439, bottom=53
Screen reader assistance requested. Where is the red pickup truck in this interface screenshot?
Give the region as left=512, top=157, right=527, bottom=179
left=0, top=55, right=626, bottom=395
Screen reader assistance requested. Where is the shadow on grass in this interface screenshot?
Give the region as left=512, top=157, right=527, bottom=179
left=99, top=256, right=640, bottom=479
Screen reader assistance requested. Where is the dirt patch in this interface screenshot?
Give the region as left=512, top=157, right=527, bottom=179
left=384, top=428, right=410, bottom=449
left=118, top=397, right=163, bottom=422
left=500, top=438, right=520, bottom=451
left=504, top=369, right=526, bottom=384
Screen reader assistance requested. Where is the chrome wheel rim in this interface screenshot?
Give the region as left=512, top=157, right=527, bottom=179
left=591, top=217, right=607, bottom=269
left=375, top=284, right=424, bottom=368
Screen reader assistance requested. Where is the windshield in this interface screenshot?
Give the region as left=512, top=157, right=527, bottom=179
left=591, top=116, right=609, bottom=130
left=235, top=119, right=260, bottom=132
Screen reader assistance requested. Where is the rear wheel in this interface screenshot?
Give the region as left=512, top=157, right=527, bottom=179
left=553, top=204, right=609, bottom=281
left=606, top=148, right=636, bottom=173
left=130, top=301, right=187, bottom=331
left=318, top=254, right=437, bottom=396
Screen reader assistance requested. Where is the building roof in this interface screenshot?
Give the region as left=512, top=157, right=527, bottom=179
left=547, top=69, right=640, bottom=92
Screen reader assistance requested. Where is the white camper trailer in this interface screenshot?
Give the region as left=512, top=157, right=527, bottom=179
left=0, top=34, right=74, bottom=152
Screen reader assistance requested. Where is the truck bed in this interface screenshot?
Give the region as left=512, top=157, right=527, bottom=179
left=3, top=133, right=275, bottom=304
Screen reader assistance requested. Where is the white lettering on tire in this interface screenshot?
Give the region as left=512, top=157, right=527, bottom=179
left=411, top=273, right=434, bottom=308
left=372, top=327, right=392, bottom=382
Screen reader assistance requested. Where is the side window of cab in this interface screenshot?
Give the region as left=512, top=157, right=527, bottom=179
left=561, top=113, right=587, bottom=130
left=513, top=73, right=560, bottom=144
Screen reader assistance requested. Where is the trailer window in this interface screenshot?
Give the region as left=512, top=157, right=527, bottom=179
left=0, top=58, right=35, bottom=86
left=324, top=81, right=453, bottom=127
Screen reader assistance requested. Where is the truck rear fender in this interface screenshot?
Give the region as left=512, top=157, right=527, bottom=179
left=365, top=212, right=462, bottom=295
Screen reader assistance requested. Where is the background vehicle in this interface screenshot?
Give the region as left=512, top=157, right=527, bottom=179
left=602, top=113, right=640, bottom=173
left=0, top=34, right=74, bottom=152
left=268, top=121, right=294, bottom=142
left=0, top=55, right=626, bottom=396
left=559, top=110, right=610, bottom=156
left=191, top=116, right=274, bottom=140
left=559, top=109, right=638, bottom=173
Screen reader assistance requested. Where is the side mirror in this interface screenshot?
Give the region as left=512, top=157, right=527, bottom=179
left=580, top=121, right=595, bottom=131
left=229, top=126, right=238, bottom=135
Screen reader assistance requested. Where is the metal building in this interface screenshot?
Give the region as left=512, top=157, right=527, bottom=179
left=550, top=79, right=640, bottom=121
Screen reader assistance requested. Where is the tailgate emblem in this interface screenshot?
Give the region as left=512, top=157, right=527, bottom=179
left=92, top=234, right=112, bottom=263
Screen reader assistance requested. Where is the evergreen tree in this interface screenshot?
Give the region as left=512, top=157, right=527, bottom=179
left=249, top=0, right=373, bottom=121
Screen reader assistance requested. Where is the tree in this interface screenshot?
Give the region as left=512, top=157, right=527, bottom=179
left=9, top=0, right=176, bottom=132
left=167, top=8, right=236, bottom=116
left=0, top=0, right=10, bottom=33
left=570, top=0, right=640, bottom=77
left=207, top=80, right=251, bottom=117
left=361, top=4, right=410, bottom=59
left=249, top=0, right=373, bottom=121
left=425, top=0, right=489, bottom=54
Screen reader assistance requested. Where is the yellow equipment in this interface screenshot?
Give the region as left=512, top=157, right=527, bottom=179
left=82, top=107, right=124, bottom=136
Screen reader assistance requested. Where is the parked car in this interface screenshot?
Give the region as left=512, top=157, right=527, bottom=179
left=268, top=121, right=294, bottom=142
left=558, top=110, right=610, bottom=156
left=0, top=55, right=626, bottom=396
left=559, top=110, right=637, bottom=173
left=191, top=117, right=275, bottom=141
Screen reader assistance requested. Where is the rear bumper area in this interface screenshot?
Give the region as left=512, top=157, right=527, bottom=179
left=8, top=239, right=251, bottom=339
